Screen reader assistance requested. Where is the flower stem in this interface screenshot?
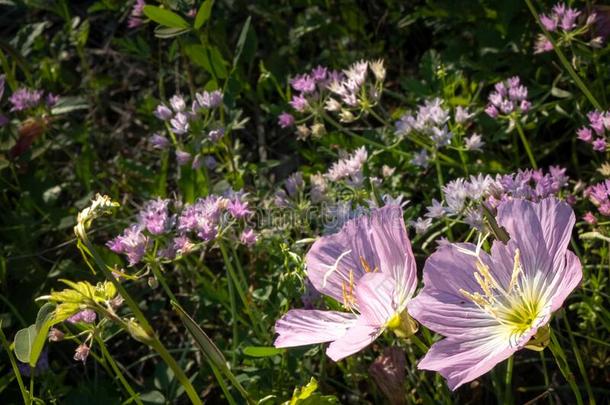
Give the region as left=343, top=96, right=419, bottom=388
left=562, top=316, right=595, bottom=405
left=524, top=0, right=603, bottom=110
left=504, top=355, right=514, bottom=405
left=95, top=334, right=144, bottom=405
left=78, top=240, right=203, bottom=405
left=514, top=120, right=538, bottom=169
left=0, top=324, right=29, bottom=405
left=548, top=330, right=584, bottom=405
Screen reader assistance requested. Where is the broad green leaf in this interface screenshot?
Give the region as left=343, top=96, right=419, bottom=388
left=35, top=303, right=55, bottom=331
left=184, top=44, right=228, bottom=79
left=14, top=324, right=37, bottom=363
left=194, top=0, right=214, bottom=29
left=143, top=5, right=190, bottom=29
left=243, top=346, right=283, bottom=357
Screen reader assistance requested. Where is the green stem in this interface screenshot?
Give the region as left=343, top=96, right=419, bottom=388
left=514, top=120, right=538, bottom=169
left=151, top=262, right=178, bottom=303
left=524, top=0, right=603, bottom=110
left=0, top=324, right=29, bottom=404
left=505, top=356, right=514, bottom=405
left=562, top=316, right=595, bottom=405
left=218, top=241, right=265, bottom=339
left=79, top=240, right=202, bottom=405
left=226, top=266, right=238, bottom=365
left=434, top=157, right=454, bottom=240
left=548, top=330, right=584, bottom=405
left=96, top=335, right=144, bottom=405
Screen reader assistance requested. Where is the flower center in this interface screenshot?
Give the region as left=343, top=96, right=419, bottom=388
left=459, top=249, right=547, bottom=346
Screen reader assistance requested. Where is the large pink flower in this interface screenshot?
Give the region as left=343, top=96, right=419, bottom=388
left=409, top=198, right=582, bottom=390
left=274, top=205, right=418, bottom=361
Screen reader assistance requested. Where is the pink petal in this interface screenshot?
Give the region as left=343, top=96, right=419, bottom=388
left=274, top=309, right=357, bottom=348
left=326, top=317, right=382, bottom=361
left=545, top=250, right=582, bottom=312
left=418, top=332, right=518, bottom=390
left=409, top=243, right=500, bottom=337
left=355, top=273, right=395, bottom=326
left=306, top=205, right=414, bottom=303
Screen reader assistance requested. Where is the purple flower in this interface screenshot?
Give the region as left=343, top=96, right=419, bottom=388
left=169, top=94, right=186, bottom=112
left=195, top=90, right=223, bottom=109
left=583, top=211, right=597, bottom=224
left=560, top=8, right=581, bottom=31
left=68, top=309, right=97, bottom=324
left=289, top=94, right=309, bottom=112
left=593, top=138, right=607, bottom=151
left=540, top=13, right=558, bottom=31
left=154, top=104, right=173, bottom=120
left=48, top=328, right=64, bottom=342
left=240, top=228, right=257, bottom=246
left=177, top=196, right=226, bottom=241
left=150, top=133, right=170, bottom=149
left=128, top=0, right=146, bottom=28
left=278, top=112, right=295, bottom=128
left=274, top=205, right=419, bottom=361
left=138, top=198, right=172, bottom=234
left=74, top=344, right=90, bottom=363
left=208, top=128, right=224, bottom=142
left=311, top=66, right=328, bottom=82
left=486, top=77, right=530, bottom=118
left=409, top=198, right=582, bottom=390
left=175, top=150, right=192, bottom=166
left=227, top=198, right=252, bottom=219
left=326, top=147, right=368, bottom=186
left=464, top=133, right=484, bottom=151
left=107, top=225, right=148, bottom=265
left=9, top=88, right=43, bottom=111
left=285, top=172, right=304, bottom=197
left=46, top=93, right=59, bottom=107
left=290, top=74, right=316, bottom=94
left=534, top=35, right=553, bottom=54
left=170, top=112, right=190, bottom=135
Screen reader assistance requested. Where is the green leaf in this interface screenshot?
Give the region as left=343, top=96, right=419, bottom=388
left=14, top=325, right=37, bottom=363
left=184, top=44, right=228, bottom=79
left=243, top=346, right=283, bottom=357
left=154, top=26, right=191, bottom=39
left=232, top=16, right=252, bottom=67
left=284, top=378, right=339, bottom=405
left=143, top=5, right=190, bottom=29
left=194, top=0, right=214, bottom=30
left=171, top=301, right=253, bottom=403
left=50, top=96, right=89, bottom=115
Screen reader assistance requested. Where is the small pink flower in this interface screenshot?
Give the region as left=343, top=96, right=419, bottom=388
left=278, top=112, right=295, bottom=128
left=583, top=211, right=597, bottom=224
left=240, top=228, right=257, bottom=246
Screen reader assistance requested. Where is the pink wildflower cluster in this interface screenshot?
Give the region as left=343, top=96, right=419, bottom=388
left=278, top=60, right=386, bottom=138
left=584, top=180, right=610, bottom=218
left=416, top=167, right=570, bottom=233
left=485, top=77, right=531, bottom=118
left=151, top=90, right=223, bottom=166
left=395, top=99, right=479, bottom=168
left=107, top=192, right=256, bottom=265
left=128, top=0, right=146, bottom=28
left=576, top=110, right=610, bottom=152
left=325, top=146, right=368, bottom=187
left=534, top=3, right=600, bottom=54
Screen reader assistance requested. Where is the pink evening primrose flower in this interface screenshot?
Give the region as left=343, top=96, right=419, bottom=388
left=273, top=205, right=418, bottom=361
left=409, top=198, right=582, bottom=390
